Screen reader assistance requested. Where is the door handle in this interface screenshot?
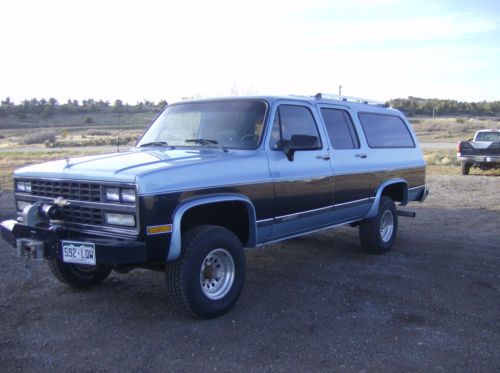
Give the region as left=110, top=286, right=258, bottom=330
left=316, top=155, right=330, bottom=160
left=355, top=153, right=367, bottom=159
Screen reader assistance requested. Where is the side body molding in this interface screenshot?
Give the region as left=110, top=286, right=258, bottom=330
left=365, top=178, right=408, bottom=219
left=166, top=194, right=257, bottom=261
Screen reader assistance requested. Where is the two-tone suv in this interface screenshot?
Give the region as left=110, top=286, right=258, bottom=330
left=1, top=94, right=427, bottom=318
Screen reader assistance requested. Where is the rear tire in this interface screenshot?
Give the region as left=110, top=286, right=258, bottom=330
left=359, top=196, right=398, bottom=254
left=165, top=225, right=245, bottom=319
left=461, top=161, right=471, bottom=175
left=47, top=259, right=111, bottom=288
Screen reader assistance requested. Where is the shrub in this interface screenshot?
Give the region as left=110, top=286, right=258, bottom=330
left=22, top=130, right=57, bottom=145
left=455, top=118, right=465, bottom=124
left=86, top=129, right=112, bottom=136
left=85, top=117, right=93, bottom=124
left=424, top=150, right=458, bottom=166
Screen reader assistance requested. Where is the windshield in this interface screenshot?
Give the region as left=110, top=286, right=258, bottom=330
left=137, top=100, right=267, bottom=149
left=475, top=131, right=500, bottom=142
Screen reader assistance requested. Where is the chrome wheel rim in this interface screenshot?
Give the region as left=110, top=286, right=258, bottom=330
left=380, top=210, right=395, bottom=242
left=200, top=248, right=235, bottom=300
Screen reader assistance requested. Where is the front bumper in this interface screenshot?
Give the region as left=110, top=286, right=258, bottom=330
left=1, top=219, right=147, bottom=266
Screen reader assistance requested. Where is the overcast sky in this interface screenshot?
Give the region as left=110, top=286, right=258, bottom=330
left=1, top=0, right=499, bottom=104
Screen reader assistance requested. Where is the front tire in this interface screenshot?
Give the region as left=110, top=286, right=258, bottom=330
left=47, top=259, right=111, bottom=288
left=461, top=161, right=471, bottom=175
left=359, top=196, right=398, bottom=254
left=165, top=225, right=246, bottom=319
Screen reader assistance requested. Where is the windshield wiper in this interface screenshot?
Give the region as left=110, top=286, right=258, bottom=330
left=185, top=139, right=219, bottom=145
left=139, top=141, right=169, bottom=147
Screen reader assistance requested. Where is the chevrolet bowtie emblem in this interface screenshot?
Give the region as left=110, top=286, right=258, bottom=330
left=54, top=196, right=70, bottom=207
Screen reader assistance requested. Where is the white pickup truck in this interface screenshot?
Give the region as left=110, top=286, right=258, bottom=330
left=457, top=129, right=500, bottom=175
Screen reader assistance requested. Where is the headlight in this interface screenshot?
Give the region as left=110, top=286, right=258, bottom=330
left=16, top=181, right=31, bottom=192
left=105, top=188, right=136, bottom=203
left=120, top=189, right=136, bottom=203
left=105, top=188, right=120, bottom=202
left=105, top=213, right=136, bottom=227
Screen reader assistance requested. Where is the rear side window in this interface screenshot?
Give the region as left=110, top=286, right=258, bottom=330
left=321, top=108, right=359, bottom=149
left=475, top=131, right=500, bottom=142
left=359, top=113, right=415, bottom=148
left=270, top=105, right=321, bottom=150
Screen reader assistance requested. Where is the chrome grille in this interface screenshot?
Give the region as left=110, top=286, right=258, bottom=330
left=16, top=178, right=137, bottom=233
left=30, top=180, right=101, bottom=202
left=59, top=206, right=104, bottom=225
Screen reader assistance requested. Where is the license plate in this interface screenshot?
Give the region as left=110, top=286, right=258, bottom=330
left=62, top=241, right=96, bottom=265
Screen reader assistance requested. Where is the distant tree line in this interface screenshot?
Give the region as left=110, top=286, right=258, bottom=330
left=0, top=97, right=168, bottom=119
left=1, top=96, right=499, bottom=119
left=389, top=97, right=500, bottom=117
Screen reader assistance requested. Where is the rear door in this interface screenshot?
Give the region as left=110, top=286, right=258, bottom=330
left=318, top=105, right=371, bottom=219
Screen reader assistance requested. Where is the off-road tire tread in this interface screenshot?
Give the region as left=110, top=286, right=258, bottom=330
left=461, top=161, right=471, bottom=175
left=165, top=224, right=244, bottom=318
left=359, top=196, right=398, bottom=255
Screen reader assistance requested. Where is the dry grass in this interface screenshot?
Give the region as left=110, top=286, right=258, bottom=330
left=423, top=149, right=500, bottom=176
left=410, top=117, right=498, bottom=143
left=423, top=150, right=458, bottom=166
left=0, top=150, right=109, bottom=191
left=426, top=164, right=500, bottom=176
left=424, top=151, right=499, bottom=178
left=85, top=129, right=112, bottom=136
left=22, top=130, right=57, bottom=145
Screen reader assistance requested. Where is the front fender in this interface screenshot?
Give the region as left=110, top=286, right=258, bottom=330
left=166, top=194, right=257, bottom=261
left=365, top=179, right=408, bottom=219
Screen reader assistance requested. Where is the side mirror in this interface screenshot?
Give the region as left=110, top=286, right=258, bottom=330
left=284, top=134, right=320, bottom=161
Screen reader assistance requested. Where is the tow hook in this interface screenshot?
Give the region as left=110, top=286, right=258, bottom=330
left=397, top=210, right=416, bottom=218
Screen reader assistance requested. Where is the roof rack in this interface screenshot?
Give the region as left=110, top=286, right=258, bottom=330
left=314, top=92, right=388, bottom=107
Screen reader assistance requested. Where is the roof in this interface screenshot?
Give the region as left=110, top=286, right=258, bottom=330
left=174, top=94, right=402, bottom=114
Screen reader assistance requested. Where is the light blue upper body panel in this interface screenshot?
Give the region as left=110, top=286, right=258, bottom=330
left=14, top=95, right=424, bottom=196
left=14, top=148, right=273, bottom=195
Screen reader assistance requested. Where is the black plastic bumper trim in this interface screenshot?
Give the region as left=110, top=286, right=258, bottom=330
left=1, top=220, right=147, bottom=266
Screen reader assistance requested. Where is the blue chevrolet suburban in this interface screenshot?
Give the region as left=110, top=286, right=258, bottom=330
left=1, top=94, right=428, bottom=318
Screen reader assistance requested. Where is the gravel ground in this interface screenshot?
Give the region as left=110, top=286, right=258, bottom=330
left=0, top=174, right=499, bottom=372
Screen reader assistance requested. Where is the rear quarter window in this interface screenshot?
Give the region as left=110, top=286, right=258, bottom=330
left=358, top=112, right=415, bottom=148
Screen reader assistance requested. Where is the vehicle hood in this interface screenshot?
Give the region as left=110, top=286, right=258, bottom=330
left=14, top=147, right=270, bottom=195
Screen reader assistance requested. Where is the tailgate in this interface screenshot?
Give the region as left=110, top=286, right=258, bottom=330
left=460, top=141, right=500, bottom=156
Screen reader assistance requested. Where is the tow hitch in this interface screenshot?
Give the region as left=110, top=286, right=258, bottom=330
left=16, top=238, right=45, bottom=279
left=397, top=210, right=416, bottom=218
left=16, top=238, right=44, bottom=260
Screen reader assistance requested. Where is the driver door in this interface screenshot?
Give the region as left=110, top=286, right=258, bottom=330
left=266, top=102, right=334, bottom=240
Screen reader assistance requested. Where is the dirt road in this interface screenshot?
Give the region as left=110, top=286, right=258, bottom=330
left=0, top=174, right=499, bottom=372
